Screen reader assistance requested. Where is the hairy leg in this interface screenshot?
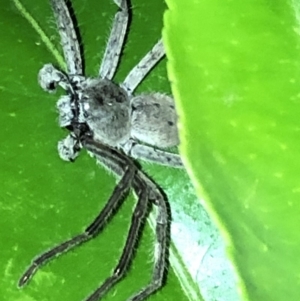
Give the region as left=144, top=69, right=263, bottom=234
left=18, top=140, right=136, bottom=287
left=122, top=140, right=183, bottom=168
left=50, top=0, right=83, bottom=75
left=129, top=171, right=169, bottom=301
left=99, top=0, right=129, bottom=80
left=87, top=140, right=171, bottom=301
left=122, top=39, right=165, bottom=94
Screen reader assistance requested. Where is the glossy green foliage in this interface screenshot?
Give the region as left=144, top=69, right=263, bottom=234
left=0, top=1, right=192, bottom=300
left=164, top=0, right=300, bottom=300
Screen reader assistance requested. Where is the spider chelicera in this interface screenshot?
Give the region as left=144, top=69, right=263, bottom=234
left=18, top=0, right=183, bottom=300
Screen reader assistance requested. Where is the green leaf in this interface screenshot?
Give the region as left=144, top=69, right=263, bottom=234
left=164, top=0, right=300, bottom=301
left=0, top=1, right=213, bottom=301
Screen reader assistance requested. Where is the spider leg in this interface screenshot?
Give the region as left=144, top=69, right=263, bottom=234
left=122, top=140, right=183, bottom=168
left=87, top=141, right=171, bottom=301
left=121, top=39, right=165, bottom=94
left=18, top=140, right=136, bottom=288
left=128, top=171, right=169, bottom=301
left=99, top=0, right=129, bottom=80
left=84, top=173, right=150, bottom=301
left=50, top=0, right=82, bottom=75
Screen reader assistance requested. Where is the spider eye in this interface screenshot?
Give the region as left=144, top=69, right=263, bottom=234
left=83, top=102, right=90, bottom=111
left=47, top=81, right=57, bottom=91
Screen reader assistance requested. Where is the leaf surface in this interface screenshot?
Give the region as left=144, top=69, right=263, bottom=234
left=164, top=0, right=300, bottom=300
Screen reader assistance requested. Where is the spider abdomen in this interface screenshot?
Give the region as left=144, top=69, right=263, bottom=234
left=130, top=93, right=179, bottom=148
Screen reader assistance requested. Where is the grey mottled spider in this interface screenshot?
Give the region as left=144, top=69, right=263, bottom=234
left=18, top=0, right=183, bottom=300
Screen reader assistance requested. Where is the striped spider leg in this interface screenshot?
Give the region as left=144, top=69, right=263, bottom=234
left=19, top=134, right=170, bottom=301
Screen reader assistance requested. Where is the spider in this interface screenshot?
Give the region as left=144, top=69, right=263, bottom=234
left=18, top=0, right=183, bottom=300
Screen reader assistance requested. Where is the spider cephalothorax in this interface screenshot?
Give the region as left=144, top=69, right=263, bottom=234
left=19, top=1, right=183, bottom=301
